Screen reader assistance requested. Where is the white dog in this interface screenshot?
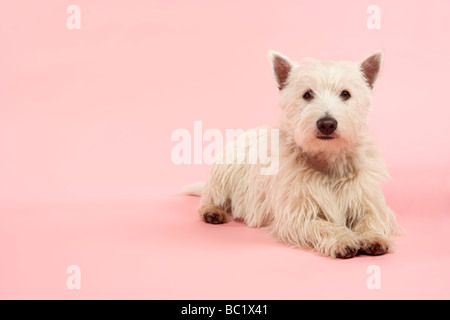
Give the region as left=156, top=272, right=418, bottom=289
left=184, top=50, right=400, bottom=258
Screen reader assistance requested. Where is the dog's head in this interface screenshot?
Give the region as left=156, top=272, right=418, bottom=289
left=270, top=50, right=383, bottom=155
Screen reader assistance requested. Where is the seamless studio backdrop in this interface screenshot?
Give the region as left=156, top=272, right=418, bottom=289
left=0, top=0, right=449, bottom=299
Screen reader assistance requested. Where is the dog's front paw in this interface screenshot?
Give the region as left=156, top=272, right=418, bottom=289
left=330, top=232, right=360, bottom=259
left=359, top=234, right=391, bottom=256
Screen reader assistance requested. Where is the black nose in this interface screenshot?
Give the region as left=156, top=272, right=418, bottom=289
left=316, top=117, right=337, bottom=135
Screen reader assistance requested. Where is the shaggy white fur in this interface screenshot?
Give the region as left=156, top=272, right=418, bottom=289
left=184, top=50, right=401, bottom=259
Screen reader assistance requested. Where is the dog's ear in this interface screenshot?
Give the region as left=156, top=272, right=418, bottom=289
left=360, top=50, right=384, bottom=89
left=269, top=50, right=294, bottom=90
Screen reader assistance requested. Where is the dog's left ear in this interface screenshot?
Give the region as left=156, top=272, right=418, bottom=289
left=360, top=50, right=384, bottom=89
left=269, top=50, right=295, bottom=90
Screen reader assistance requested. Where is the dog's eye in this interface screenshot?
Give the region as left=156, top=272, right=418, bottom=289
left=340, top=90, right=351, bottom=101
left=303, top=90, right=314, bottom=101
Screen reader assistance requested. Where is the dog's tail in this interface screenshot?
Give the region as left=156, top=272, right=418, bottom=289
left=181, top=181, right=205, bottom=196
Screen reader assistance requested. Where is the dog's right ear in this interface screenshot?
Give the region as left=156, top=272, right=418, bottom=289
left=269, top=50, right=294, bottom=90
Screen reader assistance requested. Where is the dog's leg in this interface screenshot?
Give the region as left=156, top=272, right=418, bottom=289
left=351, top=183, right=399, bottom=255
left=303, top=220, right=361, bottom=259
left=273, top=216, right=361, bottom=259
left=199, top=204, right=230, bottom=224
left=353, top=212, right=393, bottom=255
left=197, top=176, right=231, bottom=225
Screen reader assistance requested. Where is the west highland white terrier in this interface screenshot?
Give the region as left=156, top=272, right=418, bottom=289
left=184, top=50, right=400, bottom=259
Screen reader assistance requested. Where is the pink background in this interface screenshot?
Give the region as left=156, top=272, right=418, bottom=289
left=1, top=0, right=449, bottom=299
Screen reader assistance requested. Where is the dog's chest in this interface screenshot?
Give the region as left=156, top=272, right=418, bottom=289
left=308, top=172, right=363, bottom=224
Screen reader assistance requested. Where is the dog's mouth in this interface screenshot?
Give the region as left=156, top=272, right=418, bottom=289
left=316, top=135, right=336, bottom=140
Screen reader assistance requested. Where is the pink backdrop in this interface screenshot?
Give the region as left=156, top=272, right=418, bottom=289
left=1, top=0, right=449, bottom=299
